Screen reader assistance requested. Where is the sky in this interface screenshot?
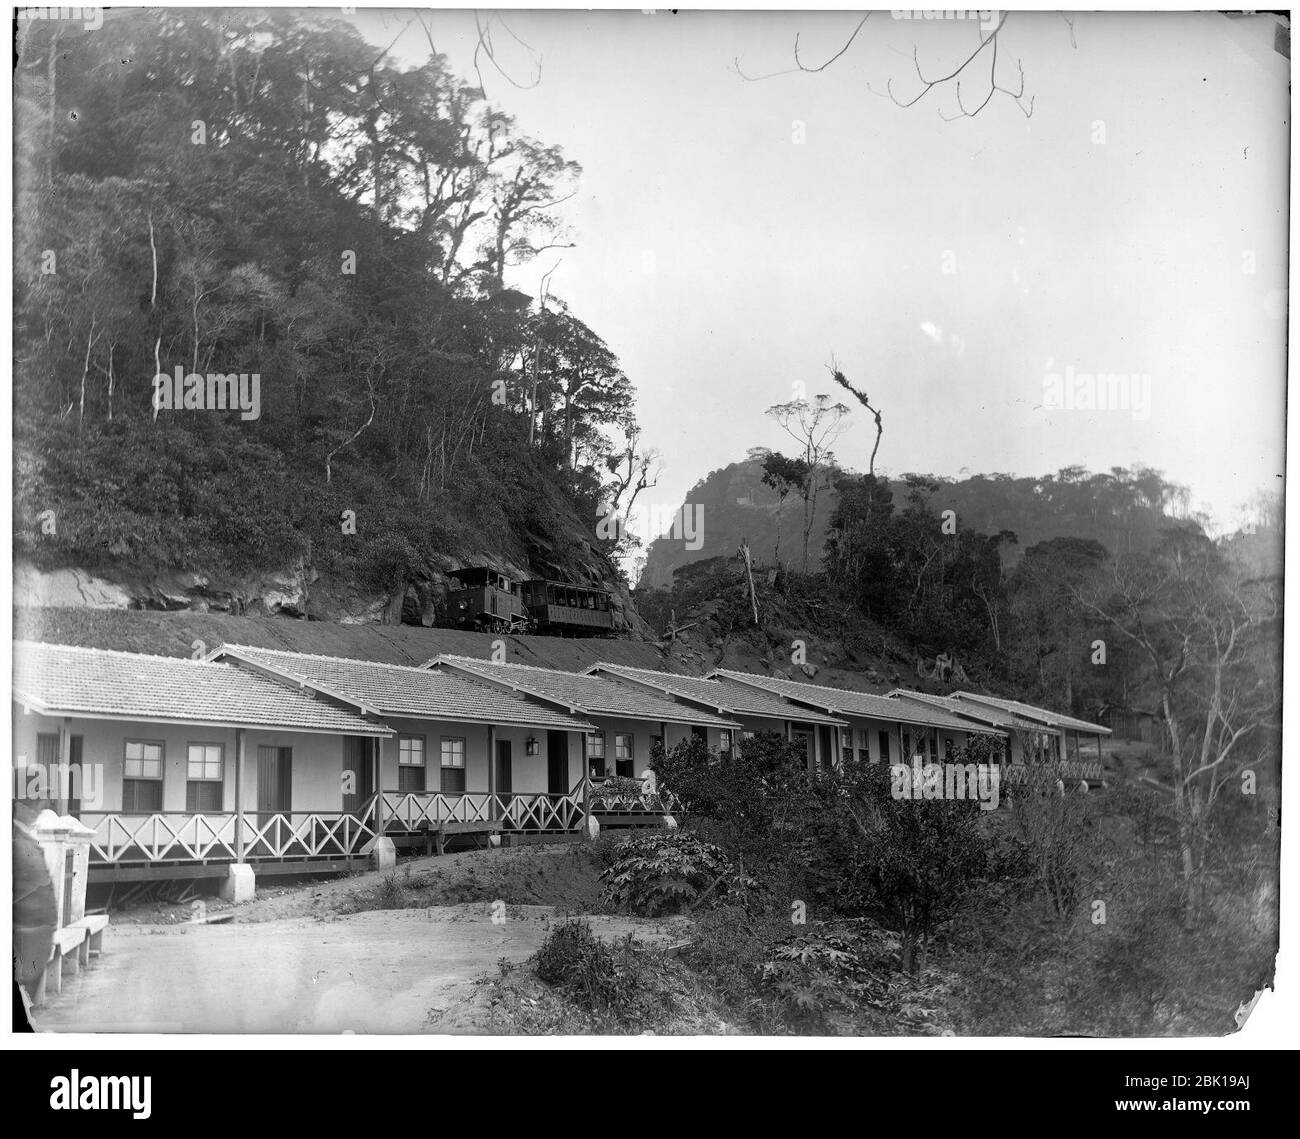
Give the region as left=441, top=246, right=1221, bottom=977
left=352, top=7, right=1289, bottom=537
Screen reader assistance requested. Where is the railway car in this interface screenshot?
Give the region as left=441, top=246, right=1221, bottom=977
left=445, top=568, right=531, bottom=633
left=520, top=579, right=615, bottom=636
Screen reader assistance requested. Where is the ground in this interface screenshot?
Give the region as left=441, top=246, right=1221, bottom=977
left=33, top=844, right=689, bottom=1034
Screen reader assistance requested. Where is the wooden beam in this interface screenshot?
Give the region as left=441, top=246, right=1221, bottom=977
left=487, top=724, right=496, bottom=820
left=57, top=718, right=72, bottom=815
left=581, top=731, right=591, bottom=826
left=374, top=736, right=385, bottom=836
left=234, top=728, right=246, bottom=862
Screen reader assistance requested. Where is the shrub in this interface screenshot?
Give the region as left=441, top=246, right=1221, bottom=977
left=650, top=733, right=812, bottom=872
left=600, top=832, right=749, bottom=917
left=799, top=763, right=989, bottom=974
left=530, top=919, right=677, bottom=1031
left=758, top=929, right=887, bottom=1033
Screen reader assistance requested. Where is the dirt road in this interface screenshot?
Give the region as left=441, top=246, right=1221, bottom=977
left=32, top=904, right=682, bottom=1034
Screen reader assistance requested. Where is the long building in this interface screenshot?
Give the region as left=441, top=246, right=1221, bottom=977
left=12, top=639, right=1115, bottom=896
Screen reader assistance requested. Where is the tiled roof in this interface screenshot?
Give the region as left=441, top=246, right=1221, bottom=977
left=13, top=642, right=391, bottom=735
left=889, top=690, right=1045, bottom=731
left=213, top=645, right=593, bottom=731
left=951, top=691, right=1112, bottom=735
left=429, top=657, right=741, bottom=728
left=711, top=670, right=1004, bottom=735
left=588, top=664, right=847, bottom=726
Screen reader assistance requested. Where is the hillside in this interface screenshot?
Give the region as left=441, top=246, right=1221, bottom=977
left=13, top=11, right=647, bottom=636
left=640, top=460, right=1198, bottom=587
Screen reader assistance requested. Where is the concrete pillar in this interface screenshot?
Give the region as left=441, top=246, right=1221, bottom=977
left=219, top=862, right=256, bottom=903
left=31, top=812, right=94, bottom=928
left=234, top=728, right=245, bottom=862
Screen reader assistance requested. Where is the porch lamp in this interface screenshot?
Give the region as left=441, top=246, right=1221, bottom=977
left=525, top=737, right=540, bottom=756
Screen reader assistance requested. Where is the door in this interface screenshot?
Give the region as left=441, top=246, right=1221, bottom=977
left=35, top=733, right=59, bottom=811
left=342, top=737, right=373, bottom=816
left=495, top=740, right=513, bottom=800
left=257, top=746, right=293, bottom=826
left=818, top=725, right=834, bottom=773
left=793, top=729, right=815, bottom=772
left=546, top=731, right=568, bottom=795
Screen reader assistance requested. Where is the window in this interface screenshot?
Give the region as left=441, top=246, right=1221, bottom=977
left=614, top=733, right=634, bottom=778
left=719, top=730, right=733, bottom=758
left=440, top=737, right=466, bottom=794
left=398, top=735, right=427, bottom=793
left=185, top=743, right=223, bottom=812
left=587, top=731, right=606, bottom=779
left=877, top=730, right=891, bottom=765
left=124, top=740, right=164, bottom=812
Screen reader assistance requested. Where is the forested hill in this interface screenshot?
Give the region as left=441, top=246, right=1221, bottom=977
left=13, top=11, right=651, bottom=629
left=639, top=459, right=1201, bottom=587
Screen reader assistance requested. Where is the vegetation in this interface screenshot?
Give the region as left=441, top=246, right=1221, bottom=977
left=14, top=11, right=652, bottom=599
left=599, top=833, right=748, bottom=918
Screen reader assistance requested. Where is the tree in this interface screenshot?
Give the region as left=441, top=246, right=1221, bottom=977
left=828, top=363, right=883, bottom=477
left=813, top=764, right=988, bottom=975
left=1075, top=530, right=1281, bottom=925
left=759, top=450, right=809, bottom=567
left=765, top=393, right=850, bottom=571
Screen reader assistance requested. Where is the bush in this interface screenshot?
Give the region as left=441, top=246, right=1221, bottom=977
left=532, top=920, right=627, bottom=1007
left=650, top=733, right=812, bottom=872
left=600, top=832, right=749, bottom=917
left=758, top=929, right=887, bottom=1033
left=530, top=919, right=683, bottom=1032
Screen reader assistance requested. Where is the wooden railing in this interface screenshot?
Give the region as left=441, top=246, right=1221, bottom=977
left=381, top=789, right=585, bottom=834
left=1004, top=760, right=1104, bottom=786
left=584, top=777, right=677, bottom=815
left=80, top=805, right=379, bottom=864
left=83, top=812, right=240, bottom=864
left=79, top=778, right=683, bottom=864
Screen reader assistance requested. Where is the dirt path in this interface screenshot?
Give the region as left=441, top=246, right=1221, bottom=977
left=105, top=843, right=607, bottom=927
left=33, top=904, right=685, bottom=1034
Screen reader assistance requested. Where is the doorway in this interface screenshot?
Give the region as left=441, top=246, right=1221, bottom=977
left=495, top=739, right=513, bottom=800
left=342, top=737, right=373, bottom=815
left=546, top=731, right=568, bottom=794
left=257, top=746, right=293, bottom=823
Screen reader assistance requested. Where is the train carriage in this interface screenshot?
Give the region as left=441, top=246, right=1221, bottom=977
left=520, top=579, right=615, bottom=636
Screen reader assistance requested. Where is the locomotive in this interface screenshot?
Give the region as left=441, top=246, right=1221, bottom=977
left=445, top=567, right=615, bottom=636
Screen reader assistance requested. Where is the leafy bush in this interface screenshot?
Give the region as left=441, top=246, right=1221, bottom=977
left=797, top=764, right=989, bottom=974
left=530, top=919, right=681, bottom=1031
left=650, top=733, right=812, bottom=872
left=600, top=832, right=748, bottom=917
left=758, top=929, right=888, bottom=1033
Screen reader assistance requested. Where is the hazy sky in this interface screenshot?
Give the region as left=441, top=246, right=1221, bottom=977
left=355, top=8, right=1288, bottom=535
